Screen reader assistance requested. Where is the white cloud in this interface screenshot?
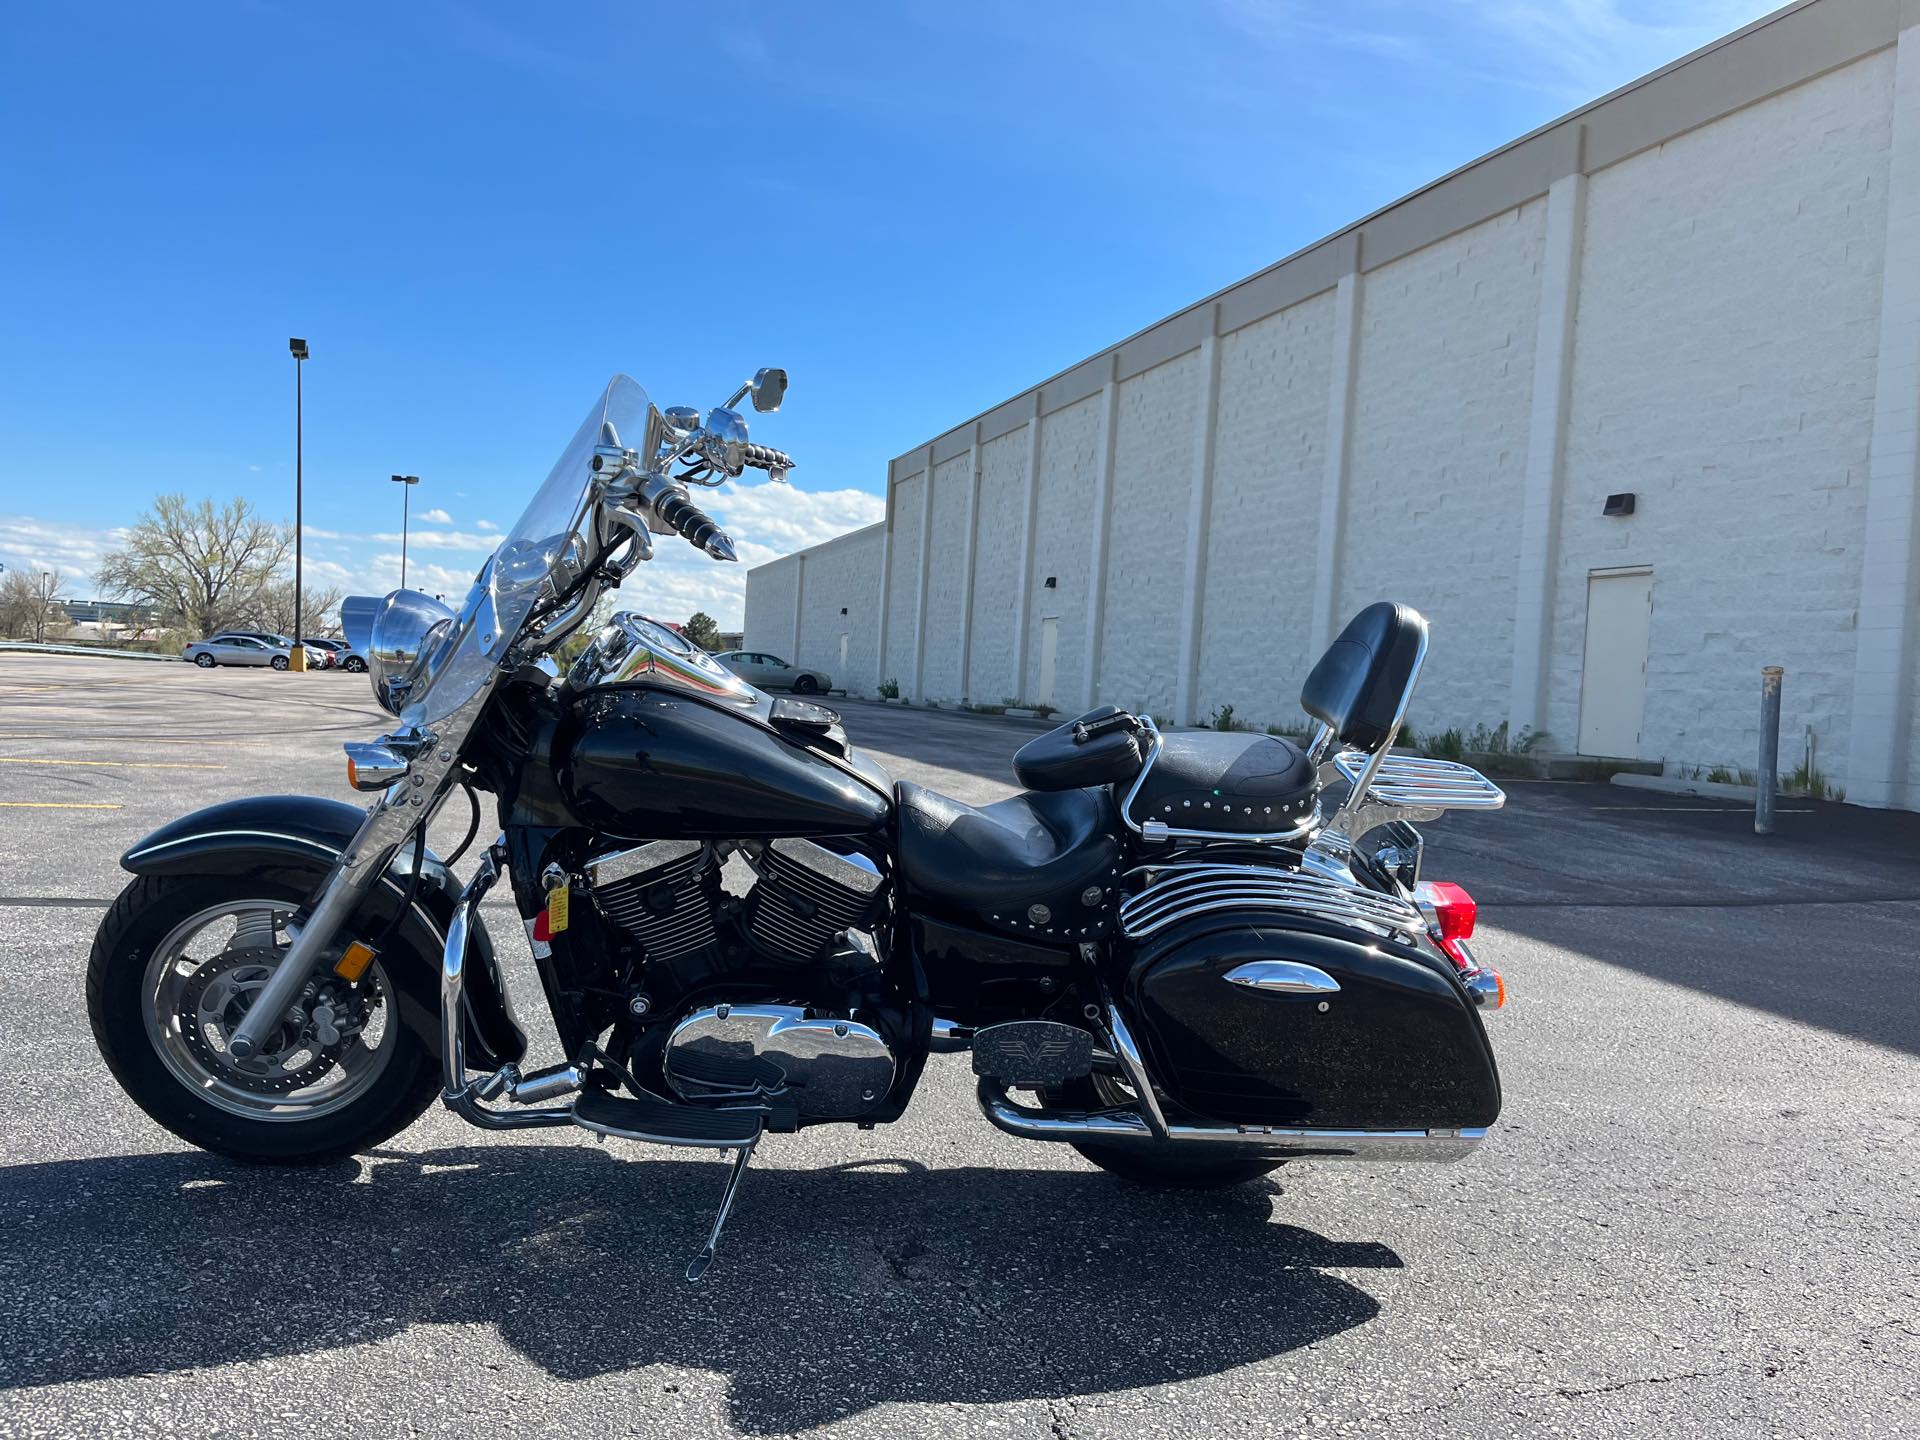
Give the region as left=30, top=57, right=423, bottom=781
left=475, top=519, right=500, bottom=531
left=3, top=478, right=880, bottom=628
left=419, top=507, right=454, bottom=524
left=0, top=515, right=131, bottom=592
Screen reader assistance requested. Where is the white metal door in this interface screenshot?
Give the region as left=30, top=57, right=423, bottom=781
left=1036, top=616, right=1059, bottom=707
left=1577, top=569, right=1653, bottom=757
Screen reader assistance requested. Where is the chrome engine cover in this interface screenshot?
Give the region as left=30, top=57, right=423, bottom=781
left=664, top=1003, right=894, bottom=1120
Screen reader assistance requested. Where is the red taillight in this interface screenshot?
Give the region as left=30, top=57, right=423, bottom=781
left=532, top=909, right=551, bottom=944
left=1420, top=880, right=1476, bottom=941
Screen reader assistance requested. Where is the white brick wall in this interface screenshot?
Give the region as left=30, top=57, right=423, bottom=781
left=882, top=471, right=925, bottom=689
left=967, top=426, right=1029, bottom=702
left=920, top=453, right=974, bottom=701
left=793, top=522, right=885, bottom=693
left=1550, top=53, right=1890, bottom=783
left=743, top=555, right=797, bottom=658
left=1022, top=394, right=1102, bottom=707
left=1341, top=200, right=1547, bottom=739
left=1096, top=352, right=1201, bottom=718
left=746, top=13, right=1920, bottom=808
left=1194, top=293, right=1334, bottom=727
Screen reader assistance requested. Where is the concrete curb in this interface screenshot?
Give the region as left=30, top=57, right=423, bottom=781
left=0, top=642, right=181, bottom=662
left=1612, top=772, right=1760, bottom=802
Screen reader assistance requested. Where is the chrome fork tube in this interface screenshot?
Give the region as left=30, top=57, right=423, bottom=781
left=226, top=795, right=418, bottom=1058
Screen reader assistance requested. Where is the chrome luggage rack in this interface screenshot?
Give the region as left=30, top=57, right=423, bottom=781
left=1119, top=862, right=1424, bottom=942
left=1330, top=749, right=1506, bottom=819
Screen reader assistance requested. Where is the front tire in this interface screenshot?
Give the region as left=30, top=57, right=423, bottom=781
left=87, top=874, right=440, bottom=1164
left=793, top=674, right=819, bottom=695
left=342, top=656, right=367, bottom=673
left=1039, top=1074, right=1284, bottom=1189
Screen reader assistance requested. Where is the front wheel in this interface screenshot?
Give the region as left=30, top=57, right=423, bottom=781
left=792, top=674, right=819, bottom=695
left=1038, top=1074, right=1284, bottom=1189
left=193, top=653, right=216, bottom=668
left=342, top=656, right=367, bottom=673
left=87, top=874, right=440, bottom=1163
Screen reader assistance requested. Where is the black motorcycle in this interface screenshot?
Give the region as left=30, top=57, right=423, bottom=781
left=88, top=370, right=1508, bottom=1279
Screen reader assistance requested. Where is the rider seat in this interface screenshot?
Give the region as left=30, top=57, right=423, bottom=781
left=894, top=782, right=1121, bottom=941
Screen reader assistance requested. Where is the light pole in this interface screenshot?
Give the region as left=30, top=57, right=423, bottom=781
left=289, top=338, right=310, bottom=672
left=39, top=572, right=51, bottom=644
left=391, top=475, right=420, bottom=589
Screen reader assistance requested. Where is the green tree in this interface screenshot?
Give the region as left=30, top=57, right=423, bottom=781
left=682, top=611, right=722, bottom=651
left=95, top=495, right=290, bottom=637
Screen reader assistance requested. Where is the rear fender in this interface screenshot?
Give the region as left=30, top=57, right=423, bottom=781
left=121, top=795, right=528, bottom=1071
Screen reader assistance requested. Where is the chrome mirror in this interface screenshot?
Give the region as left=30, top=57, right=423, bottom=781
left=749, top=367, right=787, bottom=413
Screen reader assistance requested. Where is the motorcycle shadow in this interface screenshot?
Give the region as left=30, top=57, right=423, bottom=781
left=2, top=1142, right=1401, bottom=1430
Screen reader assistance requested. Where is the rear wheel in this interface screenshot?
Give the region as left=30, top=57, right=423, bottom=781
left=1039, top=1074, right=1283, bottom=1189
left=193, top=653, right=216, bottom=668
left=87, top=874, right=440, bottom=1163
left=270, top=655, right=290, bottom=671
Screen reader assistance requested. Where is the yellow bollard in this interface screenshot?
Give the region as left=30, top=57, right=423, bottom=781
left=289, top=648, right=307, bottom=673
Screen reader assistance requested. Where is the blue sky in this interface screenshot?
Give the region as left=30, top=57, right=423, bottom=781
left=0, top=1, right=1774, bottom=628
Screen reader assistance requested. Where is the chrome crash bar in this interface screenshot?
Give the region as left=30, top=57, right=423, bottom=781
left=441, top=842, right=583, bottom=1128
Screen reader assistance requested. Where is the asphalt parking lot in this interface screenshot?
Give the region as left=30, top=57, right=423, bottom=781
left=1, top=652, right=1916, bottom=1438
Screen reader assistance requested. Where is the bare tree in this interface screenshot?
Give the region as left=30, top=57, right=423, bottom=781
left=0, top=568, right=70, bottom=642
left=245, top=579, right=344, bottom=638
left=94, top=496, right=290, bottom=637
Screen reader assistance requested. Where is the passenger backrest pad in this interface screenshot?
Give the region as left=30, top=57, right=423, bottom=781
left=1298, top=602, right=1427, bottom=753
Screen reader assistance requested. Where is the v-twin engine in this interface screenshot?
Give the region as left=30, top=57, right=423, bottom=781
left=583, top=835, right=885, bottom=967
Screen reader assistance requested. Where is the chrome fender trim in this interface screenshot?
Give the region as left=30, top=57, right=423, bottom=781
left=976, top=1081, right=1486, bottom=1162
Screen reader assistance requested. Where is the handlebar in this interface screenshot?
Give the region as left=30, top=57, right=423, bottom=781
left=739, top=442, right=794, bottom=476
left=651, top=490, right=738, bottom=562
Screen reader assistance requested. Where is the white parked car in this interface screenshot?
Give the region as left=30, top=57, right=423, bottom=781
left=712, top=650, right=831, bottom=694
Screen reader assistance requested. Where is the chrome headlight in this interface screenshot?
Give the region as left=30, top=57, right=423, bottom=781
left=345, top=589, right=456, bottom=715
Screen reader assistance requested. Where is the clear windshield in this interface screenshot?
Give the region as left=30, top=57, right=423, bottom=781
left=405, top=375, right=655, bottom=724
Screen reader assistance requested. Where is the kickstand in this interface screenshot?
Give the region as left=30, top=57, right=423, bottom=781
left=685, top=1140, right=756, bottom=1283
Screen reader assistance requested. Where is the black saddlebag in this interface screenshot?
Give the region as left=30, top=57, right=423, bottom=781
left=1122, top=914, right=1500, bottom=1130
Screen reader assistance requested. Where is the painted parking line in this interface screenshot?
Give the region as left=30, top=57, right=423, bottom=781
left=0, top=801, right=123, bottom=809
left=0, top=757, right=226, bottom=770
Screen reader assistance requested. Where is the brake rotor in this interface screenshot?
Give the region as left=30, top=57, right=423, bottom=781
left=178, top=947, right=354, bottom=1096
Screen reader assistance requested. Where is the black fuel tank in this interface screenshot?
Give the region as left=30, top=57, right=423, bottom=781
left=556, top=685, right=892, bottom=840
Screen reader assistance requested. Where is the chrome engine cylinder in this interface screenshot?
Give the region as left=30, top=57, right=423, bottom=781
left=586, top=839, right=717, bottom=960
left=744, top=837, right=883, bottom=961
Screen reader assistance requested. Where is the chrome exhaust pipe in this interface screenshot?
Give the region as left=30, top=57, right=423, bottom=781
left=976, top=1081, right=1486, bottom=1162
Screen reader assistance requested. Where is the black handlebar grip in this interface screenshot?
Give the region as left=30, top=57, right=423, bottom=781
left=741, top=442, right=795, bottom=473
left=655, top=491, right=725, bottom=552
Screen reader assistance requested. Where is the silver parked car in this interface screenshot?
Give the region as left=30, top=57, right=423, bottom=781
left=182, top=633, right=305, bottom=671
left=713, top=650, right=831, bottom=694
